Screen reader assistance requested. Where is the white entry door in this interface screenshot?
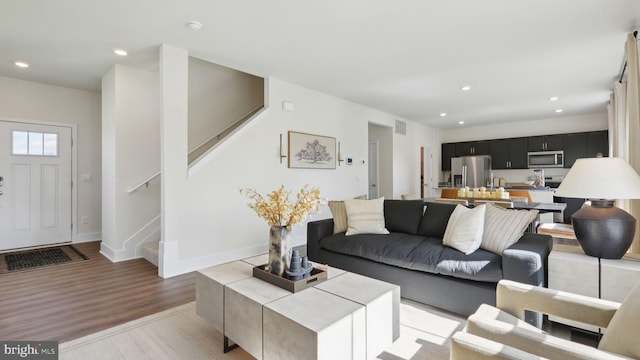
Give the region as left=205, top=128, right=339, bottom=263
left=0, top=121, right=72, bottom=250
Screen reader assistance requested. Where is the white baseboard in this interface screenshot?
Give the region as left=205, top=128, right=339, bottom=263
left=99, top=215, right=161, bottom=262
left=158, top=242, right=268, bottom=278
left=76, top=232, right=102, bottom=243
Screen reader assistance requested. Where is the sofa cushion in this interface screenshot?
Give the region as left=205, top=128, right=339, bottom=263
left=443, top=205, right=486, bottom=255
left=435, top=246, right=503, bottom=282
left=319, top=232, right=444, bottom=274
left=384, top=199, right=424, bottom=235
left=481, top=203, right=539, bottom=254
left=418, top=202, right=457, bottom=238
left=345, top=197, right=390, bottom=235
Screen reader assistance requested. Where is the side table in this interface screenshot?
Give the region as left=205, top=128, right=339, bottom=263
left=548, top=245, right=640, bottom=332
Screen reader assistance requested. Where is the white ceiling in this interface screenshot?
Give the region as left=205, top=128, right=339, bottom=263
left=1, top=0, right=638, bottom=129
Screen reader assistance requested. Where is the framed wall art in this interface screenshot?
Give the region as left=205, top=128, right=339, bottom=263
left=288, top=131, right=336, bottom=169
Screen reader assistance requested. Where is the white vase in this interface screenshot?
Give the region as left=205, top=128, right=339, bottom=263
left=268, top=226, right=292, bottom=276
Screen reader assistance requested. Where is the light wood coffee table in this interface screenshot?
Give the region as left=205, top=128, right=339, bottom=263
left=196, top=254, right=400, bottom=360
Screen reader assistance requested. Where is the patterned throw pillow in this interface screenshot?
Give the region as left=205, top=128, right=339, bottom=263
left=344, top=197, right=389, bottom=236
left=328, top=201, right=349, bottom=233
left=328, top=194, right=368, bottom=234
left=442, top=204, right=486, bottom=254
left=481, top=202, right=538, bottom=254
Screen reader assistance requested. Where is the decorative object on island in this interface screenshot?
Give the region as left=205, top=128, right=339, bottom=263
left=555, top=157, right=640, bottom=259
left=241, top=185, right=324, bottom=275
left=288, top=131, right=336, bottom=169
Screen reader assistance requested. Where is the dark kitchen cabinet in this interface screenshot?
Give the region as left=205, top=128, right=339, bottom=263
left=587, top=131, right=609, bottom=158
left=489, top=138, right=527, bottom=169
left=441, top=143, right=456, bottom=171
left=455, top=141, right=488, bottom=156
left=527, top=134, right=563, bottom=151
left=563, top=133, right=588, bottom=168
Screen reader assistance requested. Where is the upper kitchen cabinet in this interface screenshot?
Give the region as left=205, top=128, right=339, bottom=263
left=563, top=133, right=588, bottom=168
left=527, top=134, right=563, bottom=151
left=489, top=137, right=527, bottom=169
left=442, top=143, right=456, bottom=171
left=587, top=131, right=609, bottom=158
left=455, top=141, right=489, bottom=156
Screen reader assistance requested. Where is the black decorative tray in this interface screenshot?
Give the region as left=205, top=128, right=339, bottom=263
left=252, top=264, right=328, bottom=293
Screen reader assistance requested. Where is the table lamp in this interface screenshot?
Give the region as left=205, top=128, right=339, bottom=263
left=555, top=157, right=640, bottom=259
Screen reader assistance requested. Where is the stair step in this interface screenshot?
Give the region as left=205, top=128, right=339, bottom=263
left=141, top=241, right=159, bottom=267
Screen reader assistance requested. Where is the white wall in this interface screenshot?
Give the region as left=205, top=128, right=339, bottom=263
left=0, top=76, right=102, bottom=242
left=158, top=45, right=439, bottom=277
left=101, top=65, right=160, bottom=261
left=441, top=112, right=608, bottom=143
left=393, top=121, right=442, bottom=198
left=188, top=57, right=264, bottom=153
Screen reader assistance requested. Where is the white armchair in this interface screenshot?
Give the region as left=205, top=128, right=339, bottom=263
left=451, top=279, right=640, bottom=360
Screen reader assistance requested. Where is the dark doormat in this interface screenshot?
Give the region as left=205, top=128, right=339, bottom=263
left=0, top=245, right=89, bottom=274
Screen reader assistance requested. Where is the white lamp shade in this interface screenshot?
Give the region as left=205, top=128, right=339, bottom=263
left=555, top=157, right=640, bottom=199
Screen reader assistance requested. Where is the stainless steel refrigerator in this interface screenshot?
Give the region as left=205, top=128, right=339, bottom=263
left=451, top=155, right=492, bottom=188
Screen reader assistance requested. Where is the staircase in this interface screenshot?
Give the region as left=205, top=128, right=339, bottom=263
left=141, top=241, right=159, bottom=266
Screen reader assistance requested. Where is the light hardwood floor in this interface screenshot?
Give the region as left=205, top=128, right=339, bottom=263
left=0, top=241, right=195, bottom=342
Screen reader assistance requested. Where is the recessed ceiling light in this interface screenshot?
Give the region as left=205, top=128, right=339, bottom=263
left=14, top=61, right=29, bottom=68
left=440, top=112, right=447, bottom=117
left=113, top=49, right=128, bottom=56
left=458, top=121, right=465, bottom=125
left=549, top=96, right=559, bottom=101
left=555, top=109, right=563, bottom=113
left=461, top=85, right=471, bottom=91
left=186, top=20, right=203, bottom=31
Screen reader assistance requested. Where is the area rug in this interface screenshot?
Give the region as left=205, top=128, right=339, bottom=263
left=59, top=300, right=463, bottom=360
left=0, top=245, right=89, bottom=274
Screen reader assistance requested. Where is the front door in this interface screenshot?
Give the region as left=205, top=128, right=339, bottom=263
left=0, top=120, right=72, bottom=250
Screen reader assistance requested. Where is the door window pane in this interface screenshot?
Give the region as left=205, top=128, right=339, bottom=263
left=43, top=133, right=58, bottom=156
left=12, top=131, right=28, bottom=155
left=11, top=131, right=59, bottom=156
left=28, top=132, right=44, bottom=155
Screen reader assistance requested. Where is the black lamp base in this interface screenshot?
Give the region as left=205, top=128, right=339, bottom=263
left=572, top=200, right=636, bottom=259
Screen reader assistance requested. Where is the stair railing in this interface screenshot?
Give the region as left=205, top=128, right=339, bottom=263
left=127, top=171, right=161, bottom=193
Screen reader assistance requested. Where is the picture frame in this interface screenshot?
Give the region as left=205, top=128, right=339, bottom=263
left=288, top=131, right=336, bottom=169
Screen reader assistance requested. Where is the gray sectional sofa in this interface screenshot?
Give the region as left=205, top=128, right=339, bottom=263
left=307, top=199, right=553, bottom=326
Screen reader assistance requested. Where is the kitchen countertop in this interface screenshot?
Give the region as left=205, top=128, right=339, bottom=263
left=435, top=186, right=555, bottom=191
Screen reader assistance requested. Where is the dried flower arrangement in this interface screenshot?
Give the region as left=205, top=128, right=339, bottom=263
left=241, top=185, right=325, bottom=229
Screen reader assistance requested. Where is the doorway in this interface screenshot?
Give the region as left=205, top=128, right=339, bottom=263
left=0, top=120, right=73, bottom=250
left=421, top=147, right=434, bottom=198
left=368, top=141, right=379, bottom=200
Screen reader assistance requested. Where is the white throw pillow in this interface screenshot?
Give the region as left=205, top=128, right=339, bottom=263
left=442, top=204, right=486, bottom=254
left=481, top=203, right=538, bottom=254
left=344, top=197, right=389, bottom=236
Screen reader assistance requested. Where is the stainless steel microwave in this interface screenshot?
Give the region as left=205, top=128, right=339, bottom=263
left=527, top=151, right=564, bottom=168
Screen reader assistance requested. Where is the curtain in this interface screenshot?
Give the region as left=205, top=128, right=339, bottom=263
left=609, top=33, right=640, bottom=253
left=625, top=33, right=640, bottom=253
